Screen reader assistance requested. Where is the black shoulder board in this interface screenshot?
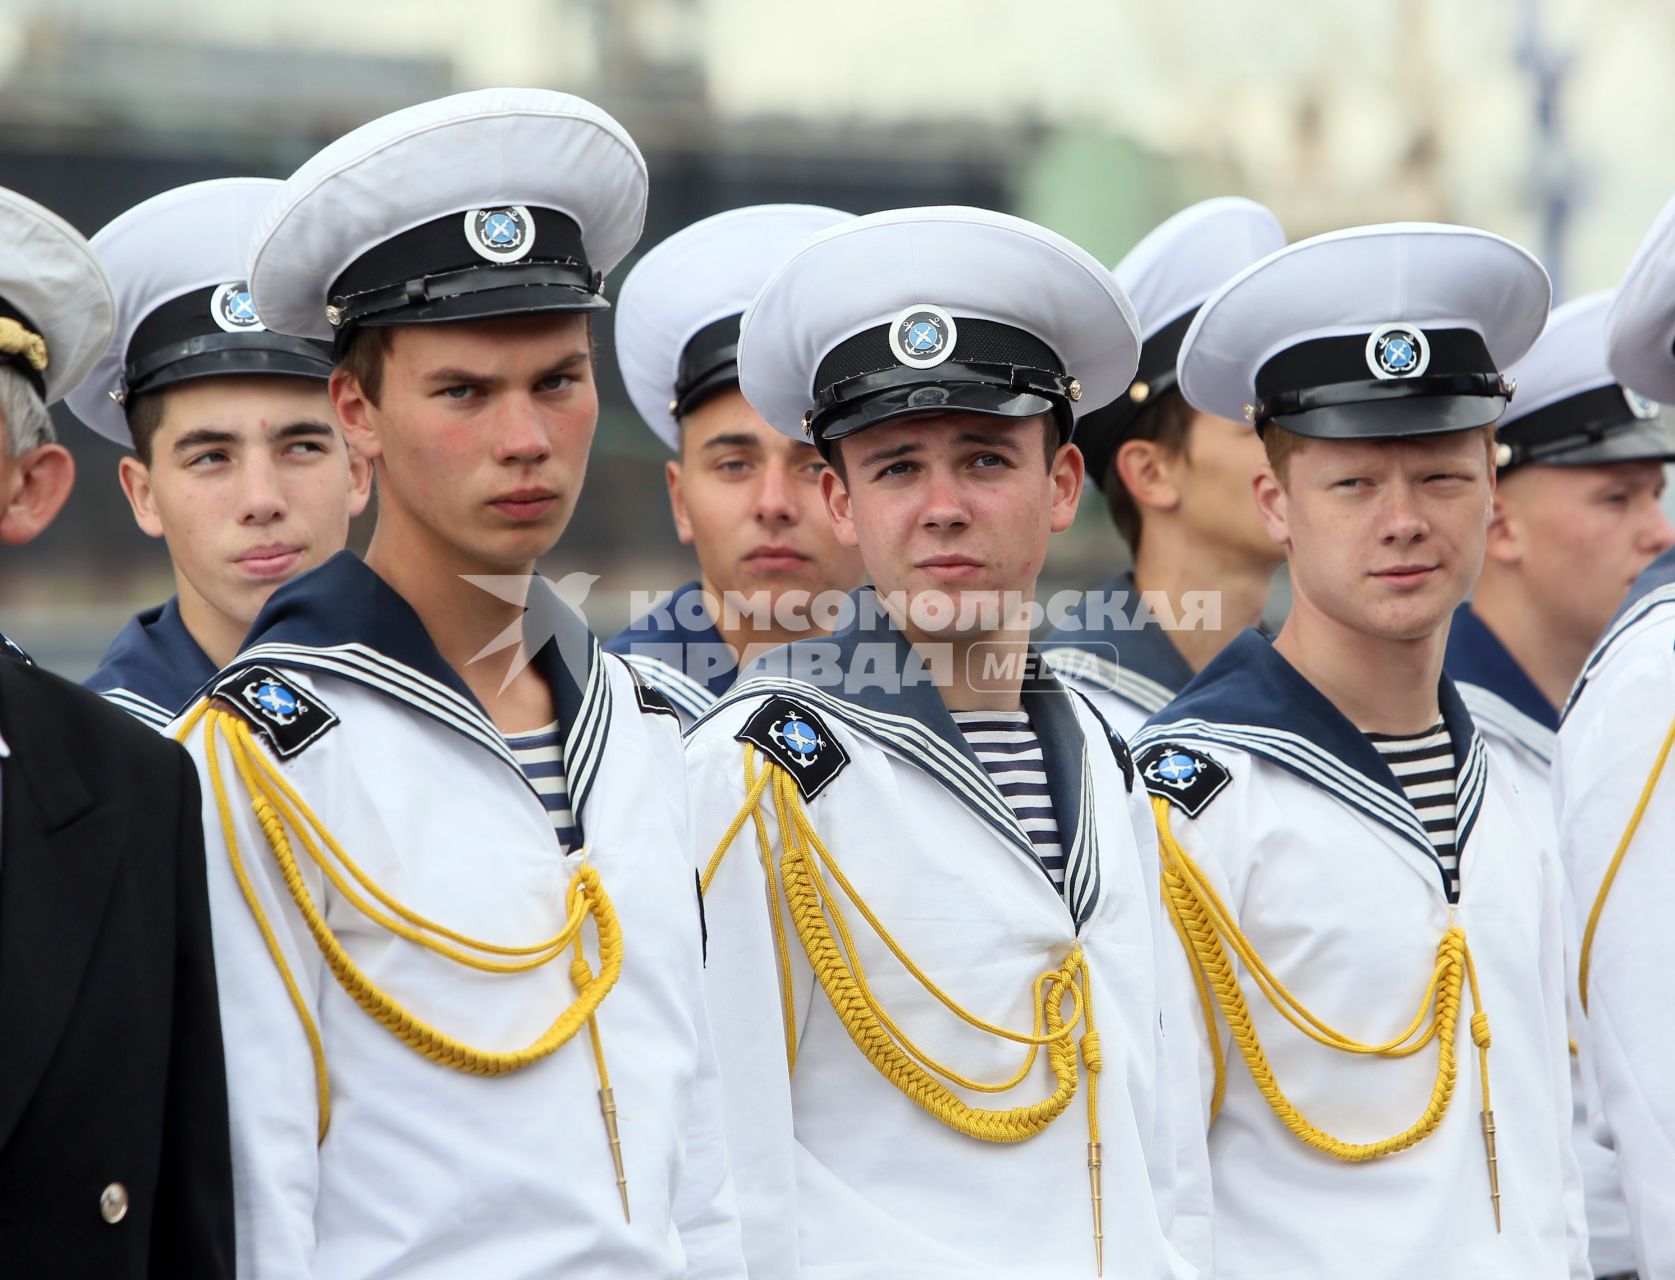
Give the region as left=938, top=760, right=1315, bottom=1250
left=0, top=632, right=34, bottom=665
left=1136, top=742, right=1231, bottom=818
left=736, top=694, right=849, bottom=801
left=627, top=664, right=679, bottom=719
left=212, top=665, right=339, bottom=759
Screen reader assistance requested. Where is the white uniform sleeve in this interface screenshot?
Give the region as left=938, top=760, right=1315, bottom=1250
left=687, top=723, right=806, bottom=1278
left=180, top=709, right=327, bottom=1278
left=1128, top=781, right=1212, bottom=1277
left=1555, top=643, right=1675, bottom=1278
left=1534, top=817, right=1591, bottom=1278
left=658, top=723, right=749, bottom=1279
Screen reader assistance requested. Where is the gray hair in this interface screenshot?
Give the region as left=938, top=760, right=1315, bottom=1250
left=0, top=364, right=54, bottom=457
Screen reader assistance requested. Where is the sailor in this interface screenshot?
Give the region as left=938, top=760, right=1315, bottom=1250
left=69, top=179, right=371, bottom=728
left=1556, top=188, right=1675, bottom=1278
left=1133, top=223, right=1588, bottom=1276
left=0, top=185, right=233, bottom=1277
left=686, top=205, right=1204, bottom=1278
left=607, top=204, right=865, bottom=723
left=1044, top=198, right=1287, bottom=734
left=172, top=90, right=744, bottom=1277
left=1445, top=290, right=1673, bottom=1280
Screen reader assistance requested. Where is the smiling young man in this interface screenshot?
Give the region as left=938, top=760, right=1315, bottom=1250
left=69, top=179, right=370, bottom=729
left=685, top=206, right=1203, bottom=1278
left=1555, top=191, right=1675, bottom=1278
left=608, top=204, right=865, bottom=722
left=173, top=91, right=743, bottom=1278
left=1443, top=290, right=1673, bottom=1280
left=1044, top=198, right=1287, bottom=734
left=1131, top=224, right=1588, bottom=1277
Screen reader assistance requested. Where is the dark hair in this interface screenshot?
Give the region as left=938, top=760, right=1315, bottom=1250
left=124, top=391, right=167, bottom=465
left=1100, top=387, right=1196, bottom=554
left=337, top=326, right=394, bottom=407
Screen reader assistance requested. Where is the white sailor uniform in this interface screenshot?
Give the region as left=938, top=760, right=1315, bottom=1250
left=1135, top=631, right=1587, bottom=1278
left=687, top=602, right=1202, bottom=1278
left=1556, top=550, right=1675, bottom=1277
left=175, top=553, right=742, bottom=1278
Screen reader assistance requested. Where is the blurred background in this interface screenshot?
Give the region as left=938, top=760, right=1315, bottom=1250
left=4, top=0, right=1673, bottom=674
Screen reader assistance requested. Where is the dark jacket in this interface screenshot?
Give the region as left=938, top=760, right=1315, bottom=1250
left=0, top=656, right=233, bottom=1277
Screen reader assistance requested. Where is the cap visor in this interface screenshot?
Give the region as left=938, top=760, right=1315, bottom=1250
left=354, top=282, right=609, bottom=331
left=1527, top=419, right=1675, bottom=468
left=136, top=347, right=335, bottom=396
left=821, top=383, right=1058, bottom=445
left=1269, top=393, right=1506, bottom=441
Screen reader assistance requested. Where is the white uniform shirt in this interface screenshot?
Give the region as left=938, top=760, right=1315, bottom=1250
left=175, top=553, right=744, bottom=1280
left=1446, top=602, right=1636, bottom=1275
left=687, top=603, right=1206, bottom=1278
left=1555, top=553, right=1675, bottom=1278
left=1135, top=629, right=1587, bottom=1279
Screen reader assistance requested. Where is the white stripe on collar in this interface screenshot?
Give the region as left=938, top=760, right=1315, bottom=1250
left=1567, top=582, right=1675, bottom=717
left=1043, top=646, right=1174, bottom=714
left=1134, top=716, right=1489, bottom=864
left=620, top=652, right=716, bottom=719
left=1456, top=680, right=1555, bottom=765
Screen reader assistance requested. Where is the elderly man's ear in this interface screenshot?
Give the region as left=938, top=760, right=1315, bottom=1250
left=0, top=441, right=74, bottom=545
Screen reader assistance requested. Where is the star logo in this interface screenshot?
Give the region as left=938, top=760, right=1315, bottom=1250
left=461, top=571, right=601, bottom=692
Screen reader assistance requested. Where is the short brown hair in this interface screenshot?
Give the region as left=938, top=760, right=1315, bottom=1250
left=124, top=391, right=167, bottom=465
left=337, top=326, right=394, bottom=407
left=1263, top=421, right=1499, bottom=485
left=1101, top=388, right=1196, bottom=554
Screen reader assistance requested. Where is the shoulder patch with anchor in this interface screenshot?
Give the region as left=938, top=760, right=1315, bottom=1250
left=736, top=694, right=849, bottom=801
left=1136, top=742, right=1231, bottom=818
left=212, top=665, right=339, bottom=759
left=627, top=664, right=679, bottom=719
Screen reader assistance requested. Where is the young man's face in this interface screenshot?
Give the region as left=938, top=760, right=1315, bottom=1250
left=1256, top=430, right=1494, bottom=643
left=1490, top=459, right=1673, bottom=648
left=334, top=312, right=595, bottom=574
left=823, top=412, right=1080, bottom=638
left=120, top=375, right=371, bottom=630
left=1173, top=411, right=1286, bottom=568
left=667, top=386, right=863, bottom=610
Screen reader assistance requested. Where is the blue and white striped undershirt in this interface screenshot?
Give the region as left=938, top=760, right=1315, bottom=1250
left=950, top=709, right=1065, bottom=895
left=504, top=721, right=580, bottom=853
left=1367, top=720, right=1460, bottom=901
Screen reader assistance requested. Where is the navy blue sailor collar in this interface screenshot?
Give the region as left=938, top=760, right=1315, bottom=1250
left=605, top=579, right=736, bottom=700
left=1137, top=628, right=1488, bottom=863
left=1041, top=570, right=1196, bottom=714
left=85, top=596, right=217, bottom=729
left=1443, top=603, right=1558, bottom=760
left=217, top=550, right=611, bottom=841
left=1567, top=543, right=1675, bottom=719
left=717, top=586, right=1108, bottom=925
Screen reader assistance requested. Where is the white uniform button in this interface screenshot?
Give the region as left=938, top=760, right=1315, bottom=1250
left=99, top=1182, right=129, bottom=1224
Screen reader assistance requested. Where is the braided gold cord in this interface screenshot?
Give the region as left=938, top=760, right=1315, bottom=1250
left=1153, top=795, right=1494, bottom=1165
left=191, top=704, right=623, bottom=1139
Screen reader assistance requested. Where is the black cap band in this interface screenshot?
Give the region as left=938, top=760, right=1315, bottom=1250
left=808, top=316, right=1075, bottom=453
left=0, top=296, right=47, bottom=399
left=1253, top=327, right=1511, bottom=439
left=673, top=313, right=742, bottom=418
left=327, top=207, right=604, bottom=345
left=125, top=286, right=334, bottom=398
left=1499, top=384, right=1675, bottom=471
